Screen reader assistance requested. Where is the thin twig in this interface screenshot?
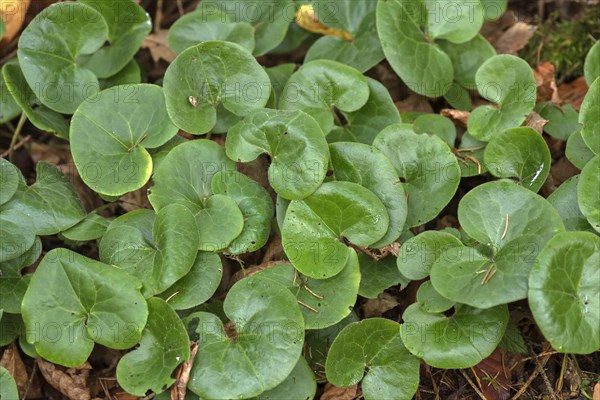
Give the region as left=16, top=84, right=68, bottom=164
left=304, top=286, right=324, bottom=299
left=511, top=353, right=553, bottom=399
left=501, top=214, right=509, bottom=240
left=555, top=354, right=568, bottom=394
left=460, top=369, right=487, bottom=400
left=297, top=300, right=318, bottom=312
left=174, top=343, right=199, bottom=400
left=0, top=134, right=31, bottom=158
left=481, top=263, right=495, bottom=285
left=7, top=113, right=27, bottom=162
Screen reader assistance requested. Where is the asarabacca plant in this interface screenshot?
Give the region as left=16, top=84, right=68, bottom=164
left=0, top=0, right=598, bottom=399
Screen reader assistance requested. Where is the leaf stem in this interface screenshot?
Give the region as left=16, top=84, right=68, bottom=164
left=8, top=113, right=27, bottom=162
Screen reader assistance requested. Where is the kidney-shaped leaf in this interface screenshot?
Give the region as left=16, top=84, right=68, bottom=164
left=374, top=124, right=461, bottom=227
left=0, top=367, right=18, bottom=400
left=359, top=254, right=410, bottom=299
left=163, top=41, right=271, bottom=135
left=401, top=303, right=509, bottom=368
left=116, top=298, right=190, bottom=396
left=326, top=318, right=420, bottom=400
left=578, top=155, right=600, bottom=232
left=21, top=249, right=148, bottom=367
left=579, top=77, right=600, bottom=155
left=484, top=127, right=551, bottom=192
left=282, top=181, right=389, bottom=278
left=528, top=232, right=599, bottom=354
left=417, top=281, right=455, bottom=313
left=17, top=2, right=108, bottom=114
left=437, top=34, right=496, bottom=90
left=226, top=109, right=329, bottom=200
left=258, top=356, right=316, bottom=400
left=468, top=55, right=537, bottom=141
left=149, top=140, right=244, bottom=251
left=0, top=237, right=40, bottom=313
left=185, top=276, right=304, bottom=399
left=425, top=0, right=484, bottom=44
left=584, top=41, right=600, bottom=86
left=71, top=84, right=179, bottom=197
left=0, top=158, right=20, bottom=206
left=548, top=176, right=594, bottom=232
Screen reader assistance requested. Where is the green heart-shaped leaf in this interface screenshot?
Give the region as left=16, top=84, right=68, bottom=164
left=468, top=55, right=537, bottom=141
left=279, top=60, right=369, bottom=134
left=149, top=139, right=244, bottom=250
left=22, top=249, right=148, bottom=367
left=401, top=303, right=509, bottom=368
left=0, top=62, right=21, bottom=124
left=579, top=77, right=599, bottom=155
left=163, top=41, right=271, bottom=134
left=0, top=367, right=18, bottom=400
left=536, top=102, right=581, bottom=141
left=566, top=129, right=595, bottom=169
left=330, top=142, right=407, bottom=247
left=528, top=231, right=599, bottom=354
left=0, top=312, right=23, bottom=346
left=257, top=357, right=316, bottom=400
left=584, top=41, right=600, bottom=85
left=444, top=82, right=472, bottom=111
left=158, top=252, right=222, bottom=310
left=0, top=238, right=40, bottom=314
left=116, top=298, right=190, bottom=395
left=416, top=280, right=455, bottom=313
left=60, top=213, right=109, bottom=243
left=484, top=127, right=551, bottom=192
left=99, top=60, right=142, bottom=90
left=326, top=318, right=420, bottom=400
left=282, top=181, right=389, bottom=278
left=211, top=170, right=274, bottom=254
left=413, top=114, right=457, bottom=146
left=71, top=84, right=178, bottom=197
left=397, top=231, right=464, bottom=280
left=0, top=158, right=20, bottom=206
left=578, top=155, right=600, bottom=232
left=376, top=0, right=453, bottom=98
left=373, top=124, right=461, bottom=227
left=358, top=254, right=410, bottom=299
left=548, top=176, right=594, bottom=232
left=168, top=8, right=255, bottom=54
left=185, top=276, right=304, bottom=399
left=256, top=249, right=360, bottom=329
left=226, top=109, right=329, bottom=200
left=0, top=207, right=35, bottom=263
left=265, top=63, right=296, bottom=108
left=425, top=0, right=484, bottom=43
left=2, top=61, right=69, bottom=138
left=17, top=2, right=108, bottom=114
left=79, top=0, right=151, bottom=78
left=437, top=34, right=496, bottom=90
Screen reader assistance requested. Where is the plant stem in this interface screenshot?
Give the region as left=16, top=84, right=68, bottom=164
left=8, top=113, right=27, bottom=162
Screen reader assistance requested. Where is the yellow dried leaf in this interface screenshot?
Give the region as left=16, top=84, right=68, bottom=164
left=295, top=4, right=352, bottom=41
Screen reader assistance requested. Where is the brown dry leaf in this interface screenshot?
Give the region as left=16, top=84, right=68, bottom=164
left=295, top=4, right=352, bottom=41
left=321, top=383, right=358, bottom=400
left=593, top=383, right=600, bottom=400
left=362, top=292, right=399, bottom=318
left=37, top=359, right=92, bottom=400
left=0, top=0, right=30, bottom=45
left=472, top=349, right=511, bottom=400
left=395, top=94, right=433, bottom=114
left=142, top=30, right=176, bottom=63
left=0, top=343, right=29, bottom=398
left=533, top=62, right=561, bottom=103
left=525, top=112, right=549, bottom=134
left=441, top=109, right=470, bottom=126
left=495, top=22, right=537, bottom=55
left=558, top=77, right=589, bottom=110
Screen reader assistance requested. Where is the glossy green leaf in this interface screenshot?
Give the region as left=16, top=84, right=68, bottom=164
left=579, top=77, right=600, bottom=155
left=377, top=0, right=453, bottom=98
left=279, top=60, right=369, bottom=134
left=456, top=132, right=487, bottom=177
left=198, top=0, right=294, bottom=56
left=397, top=231, right=464, bottom=280
left=480, top=0, right=507, bottom=20
left=529, top=232, right=599, bottom=354
left=416, top=280, right=455, bottom=313
left=401, top=303, right=509, bottom=368
left=116, top=298, right=190, bottom=396
left=168, top=8, right=255, bottom=54
left=536, top=102, right=581, bottom=141
left=2, top=61, right=69, bottom=138
left=584, top=40, right=600, bottom=85
left=425, top=0, right=484, bottom=43
left=212, top=170, right=273, bottom=254
left=226, top=109, right=329, bottom=200
left=437, top=34, right=496, bottom=90
left=163, top=41, right=271, bottom=135
left=0, top=62, right=21, bottom=124
left=282, top=182, right=389, bottom=278
left=60, top=213, right=109, bottom=242
left=265, top=63, right=296, bottom=108
left=468, top=55, right=537, bottom=141
left=330, top=142, right=406, bottom=247
left=0, top=158, right=20, bottom=206
left=566, top=129, right=595, bottom=169
left=578, top=155, right=600, bottom=232
left=257, top=357, right=316, bottom=400
left=158, top=252, right=222, bottom=310
left=484, top=127, right=551, bottom=192
left=17, top=2, right=108, bottom=114
left=0, top=238, right=40, bottom=314
left=413, top=114, right=457, bottom=146
left=326, top=318, right=420, bottom=400
left=374, top=124, right=461, bottom=227
left=149, top=139, right=244, bottom=250
left=547, top=176, right=593, bottom=232
left=0, top=367, right=18, bottom=400
left=430, top=181, right=565, bottom=308
left=22, top=249, right=148, bottom=367
left=79, top=0, right=151, bottom=78
left=0, top=206, right=35, bottom=264
left=0, top=312, right=23, bottom=346
left=99, top=60, right=142, bottom=90
left=328, top=77, right=401, bottom=145
left=71, top=84, right=178, bottom=197
left=358, top=254, right=410, bottom=299
left=444, top=82, right=472, bottom=111
left=185, top=276, right=304, bottom=399
left=256, top=250, right=360, bottom=329
left=100, top=204, right=199, bottom=297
